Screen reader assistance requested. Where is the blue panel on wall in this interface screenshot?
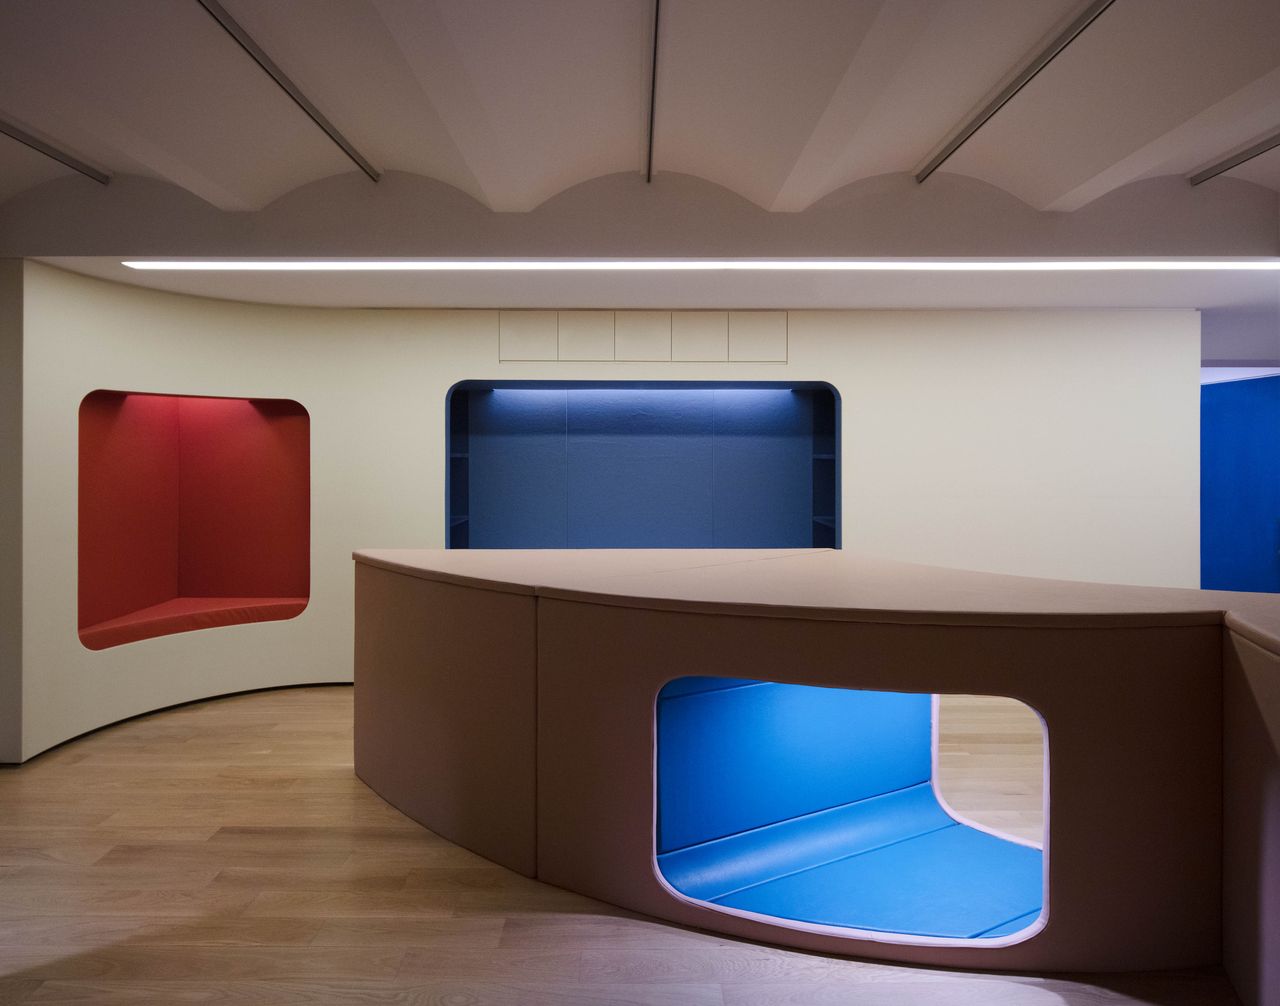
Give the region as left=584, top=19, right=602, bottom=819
left=468, top=390, right=567, bottom=548
left=656, top=681, right=932, bottom=853
left=450, top=383, right=837, bottom=549
left=711, top=389, right=814, bottom=547
left=1202, top=376, right=1280, bottom=591
left=566, top=389, right=716, bottom=547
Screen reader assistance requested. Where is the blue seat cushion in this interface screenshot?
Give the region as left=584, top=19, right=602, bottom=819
left=714, top=822, right=1043, bottom=939
left=658, top=783, right=1042, bottom=940
left=659, top=783, right=952, bottom=903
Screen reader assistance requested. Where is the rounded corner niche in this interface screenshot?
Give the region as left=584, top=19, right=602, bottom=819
left=445, top=380, right=840, bottom=549
left=654, top=677, right=1046, bottom=946
left=77, top=389, right=310, bottom=650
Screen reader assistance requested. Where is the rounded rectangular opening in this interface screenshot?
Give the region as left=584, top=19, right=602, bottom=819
left=78, top=390, right=310, bottom=650
left=445, top=381, right=840, bottom=549
left=655, top=678, right=1047, bottom=945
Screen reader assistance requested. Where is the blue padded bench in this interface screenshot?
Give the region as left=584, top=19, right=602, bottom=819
left=656, top=678, right=1043, bottom=941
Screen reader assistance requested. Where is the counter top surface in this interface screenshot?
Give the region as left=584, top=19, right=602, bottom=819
left=352, top=548, right=1280, bottom=651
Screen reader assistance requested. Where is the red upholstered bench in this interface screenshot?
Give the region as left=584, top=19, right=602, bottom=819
left=78, top=596, right=308, bottom=651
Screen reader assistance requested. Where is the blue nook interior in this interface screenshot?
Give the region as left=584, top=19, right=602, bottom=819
left=446, top=381, right=839, bottom=549
left=656, top=678, right=1045, bottom=941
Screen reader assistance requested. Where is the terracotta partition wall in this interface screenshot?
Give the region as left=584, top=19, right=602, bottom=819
left=535, top=601, right=1219, bottom=971
left=353, top=562, right=538, bottom=876
left=352, top=549, right=1280, bottom=1001
left=1223, top=624, right=1280, bottom=1006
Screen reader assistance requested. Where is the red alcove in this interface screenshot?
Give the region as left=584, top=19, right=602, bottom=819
left=78, top=390, right=310, bottom=650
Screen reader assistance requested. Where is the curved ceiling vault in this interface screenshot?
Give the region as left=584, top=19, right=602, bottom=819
left=2, top=0, right=1280, bottom=220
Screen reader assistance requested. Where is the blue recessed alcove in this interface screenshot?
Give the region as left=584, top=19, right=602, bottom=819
left=446, top=381, right=839, bottom=549
left=656, top=678, right=1045, bottom=942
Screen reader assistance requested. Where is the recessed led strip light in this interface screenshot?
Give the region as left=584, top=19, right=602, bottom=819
left=121, top=259, right=1280, bottom=272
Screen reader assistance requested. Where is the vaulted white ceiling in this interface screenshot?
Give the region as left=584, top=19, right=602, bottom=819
left=3, top=0, right=1279, bottom=214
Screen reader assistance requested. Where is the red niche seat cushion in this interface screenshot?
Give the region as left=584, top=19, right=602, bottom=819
left=78, top=597, right=309, bottom=651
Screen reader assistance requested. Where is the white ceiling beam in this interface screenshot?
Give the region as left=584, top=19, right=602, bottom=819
left=1042, top=66, right=1280, bottom=211
left=0, top=130, right=75, bottom=203
left=768, top=2, right=934, bottom=212
left=369, top=0, right=529, bottom=210
left=1, top=100, right=266, bottom=211
left=77, top=113, right=267, bottom=210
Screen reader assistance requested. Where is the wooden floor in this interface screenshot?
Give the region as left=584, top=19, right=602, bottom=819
left=936, top=694, right=1045, bottom=846
left=0, top=685, right=1238, bottom=1005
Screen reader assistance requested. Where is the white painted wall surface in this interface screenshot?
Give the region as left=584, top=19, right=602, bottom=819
left=10, top=263, right=1200, bottom=759
left=794, top=309, right=1201, bottom=587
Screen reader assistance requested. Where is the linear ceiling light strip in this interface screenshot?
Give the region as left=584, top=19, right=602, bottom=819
left=195, top=0, right=381, bottom=182
left=1190, top=128, right=1280, bottom=186
left=914, top=0, right=1116, bottom=184
left=121, top=259, right=1280, bottom=272
left=645, top=0, right=661, bottom=183
left=0, top=119, right=110, bottom=185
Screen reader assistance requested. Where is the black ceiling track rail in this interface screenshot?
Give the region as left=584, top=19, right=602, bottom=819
left=195, top=0, right=381, bottom=182
left=646, top=0, right=661, bottom=183
left=1190, top=128, right=1280, bottom=186
left=0, top=118, right=110, bottom=185
left=915, top=0, right=1116, bottom=183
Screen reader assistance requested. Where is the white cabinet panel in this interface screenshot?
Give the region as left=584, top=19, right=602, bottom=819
left=615, top=311, right=672, bottom=361
left=499, top=311, right=558, bottom=361
left=558, top=311, right=615, bottom=361
left=672, top=312, right=728, bottom=362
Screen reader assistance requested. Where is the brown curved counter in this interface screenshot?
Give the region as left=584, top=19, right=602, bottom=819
left=352, top=548, right=1280, bottom=1001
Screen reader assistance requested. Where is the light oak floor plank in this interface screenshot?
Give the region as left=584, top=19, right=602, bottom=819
left=0, top=684, right=1237, bottom=1005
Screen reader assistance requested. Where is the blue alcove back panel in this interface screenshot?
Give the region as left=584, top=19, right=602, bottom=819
left=459, top=385, right=829, bottom=548
left=657, top=681, right=932, bottom=853
left=1202, top=376, right=1280, bottom=591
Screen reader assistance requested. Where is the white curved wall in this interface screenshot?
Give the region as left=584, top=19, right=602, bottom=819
left=1, top=262, right=1200, bottom=760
